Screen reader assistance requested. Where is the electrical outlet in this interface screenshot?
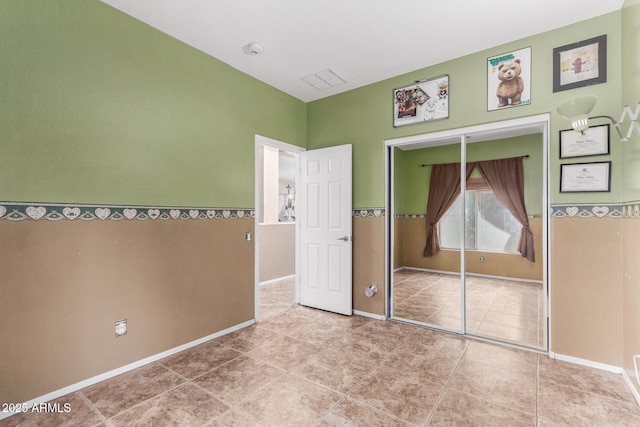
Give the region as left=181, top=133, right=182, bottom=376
left=480, top=256, right=485, bottom=262
left=115, top=319, right=127, bottom=336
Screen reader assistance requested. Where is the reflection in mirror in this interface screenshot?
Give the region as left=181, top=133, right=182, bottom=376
left=463, top=135, right=545, bottom=349
left=392, top=143, right=463, bottom=333
left=391, top=133, right=546, bottom=350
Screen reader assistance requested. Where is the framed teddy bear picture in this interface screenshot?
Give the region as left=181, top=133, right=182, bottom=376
left=487, top=47, right=532, bottom=111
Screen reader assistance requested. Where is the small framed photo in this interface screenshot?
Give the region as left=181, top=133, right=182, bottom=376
left=393, top=75, right=449, bottom=127
left=560, top=161, right=611, bottom=193
left=553, top=34, right=607, bottom=92
left=559, top=124, right=610, bottom=159
left=487, top=47, right=532, bottom=111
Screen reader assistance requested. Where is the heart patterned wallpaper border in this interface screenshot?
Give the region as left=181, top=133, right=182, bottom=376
left=0, top=202, right=387, bottom=222
left=0, top=202, right=255, bottom=222
left=392, top=204, right=640, bottom=220
left=550, top=203, right=640, bottom=219
left=6, top=202, right=637, bottom=221
left=353, top=209, right=385, bottom=218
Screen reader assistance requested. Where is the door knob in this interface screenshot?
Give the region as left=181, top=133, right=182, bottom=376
left=336, top=236, right=352, bottom=241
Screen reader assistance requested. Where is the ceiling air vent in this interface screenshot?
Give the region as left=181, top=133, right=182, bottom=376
left=302, top=69, right=346, bottom=91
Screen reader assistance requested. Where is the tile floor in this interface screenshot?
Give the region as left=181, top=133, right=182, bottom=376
left=2, top=278, right=639, bottom=426
left=393, top=269, right=545, bottom=349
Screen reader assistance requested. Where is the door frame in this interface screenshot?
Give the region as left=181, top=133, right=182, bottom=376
left=384, top=114, right=551, bottom=351
left=254, top=135, right=305, bottom=322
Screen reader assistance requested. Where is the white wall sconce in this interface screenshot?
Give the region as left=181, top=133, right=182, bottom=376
left=557, top=95, right=640, bottom=142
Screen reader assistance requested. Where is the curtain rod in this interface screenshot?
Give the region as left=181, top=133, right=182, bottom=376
left=420, top=154, right=529, bottom=168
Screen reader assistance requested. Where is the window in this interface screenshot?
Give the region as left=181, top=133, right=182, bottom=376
left=439, top=187, right=522, bottom=253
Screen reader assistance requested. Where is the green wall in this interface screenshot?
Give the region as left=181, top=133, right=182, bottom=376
left=1, top=2, right=625, bottom=209
left=308, top=12, right=622, bottom=208
left=0, top=0, right=307, bottom=208
left=395, top=134, right=543, bottom=216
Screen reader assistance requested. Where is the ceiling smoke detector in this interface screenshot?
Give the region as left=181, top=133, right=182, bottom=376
left=243, top=42, right=263, bottom=56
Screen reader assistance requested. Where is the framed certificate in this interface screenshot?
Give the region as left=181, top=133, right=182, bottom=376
left=559, top=124, right=610, bottom=158
left=560, top=161, right=611, bottom=193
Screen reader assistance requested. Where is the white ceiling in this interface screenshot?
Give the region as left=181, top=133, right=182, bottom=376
left=100, top=0, right=624, bottom=103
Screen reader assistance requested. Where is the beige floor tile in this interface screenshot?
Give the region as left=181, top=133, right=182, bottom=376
left=316, top=310, right=372, bottom=329
left=539, top=357, right=637, bottom=404
left=193, top=355, right=284, bottom=405
left=214, top=325, right=284, bottom=353
left=318, top=397, right=413, bottom=426
left=257, top=307, right=335, bottom=338
left=348, top=365, right=444, bottom=425
left=463, top=340, right=537, bottom=376
left=538, top=378, right=640, bottom=426
left=235, top=373, right=342, bottom=427
left=430, top=388, right=535, bottom=426
left=82, top=363, right=184, bottom=419
left=326, top=334, right=394, bottom=364
left=398, top=326, right=469, bottom=357
left=206, top=409, right=262, bottom=427
left=295, top=347, right=377, bottom=394
left=246, top=334, right=322, bottom=370
left=160, top=341, right=242, bottom=379
left=356, top=317, right=415, bottom=337
left=341, top=321, right=411, bottom=354
left=284, top=319, right=352, bottom=347
left=447, top=358, right=537, bottom=415
left=109, top=383, right=228, bottom=426
left=383, top=350, right=460, bottom=385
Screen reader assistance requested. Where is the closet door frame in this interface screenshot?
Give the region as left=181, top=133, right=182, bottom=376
left=384, top=114, right=550, bottom=352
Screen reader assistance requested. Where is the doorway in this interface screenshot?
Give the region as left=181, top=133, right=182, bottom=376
left=254, top=137, right=354, bottom=320
left=254, top=135, right=304, bottom=322
left=385, top=115, right=549, bottom=351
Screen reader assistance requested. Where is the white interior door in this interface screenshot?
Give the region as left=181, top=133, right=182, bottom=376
left=298, top=144, right=352, bottom=315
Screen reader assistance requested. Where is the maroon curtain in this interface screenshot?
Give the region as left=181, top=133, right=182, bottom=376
left=423, top=163, right=474, bottom=257
left=475, top=157, right=535, bottom=262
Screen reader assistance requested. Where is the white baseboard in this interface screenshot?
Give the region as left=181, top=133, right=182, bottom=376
left=548, top=351, right=622, bottom=373
left=400, top=266, right=541, bottom=284
left=622, top=369, right=640, bottom=406
left=0, top=319, right=256, bottom=421
left=353, top=310, right=386, bottom=320
left=259, top=275, right=295, bottom=286
left=543, top=352, right=640, bottom=408
left=401, top=266, right=458, bottom=276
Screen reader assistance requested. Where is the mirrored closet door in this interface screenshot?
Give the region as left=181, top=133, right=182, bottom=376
left=388, top=117, right=548, bottom=351
left=392, top=139, right=463, bottom=333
